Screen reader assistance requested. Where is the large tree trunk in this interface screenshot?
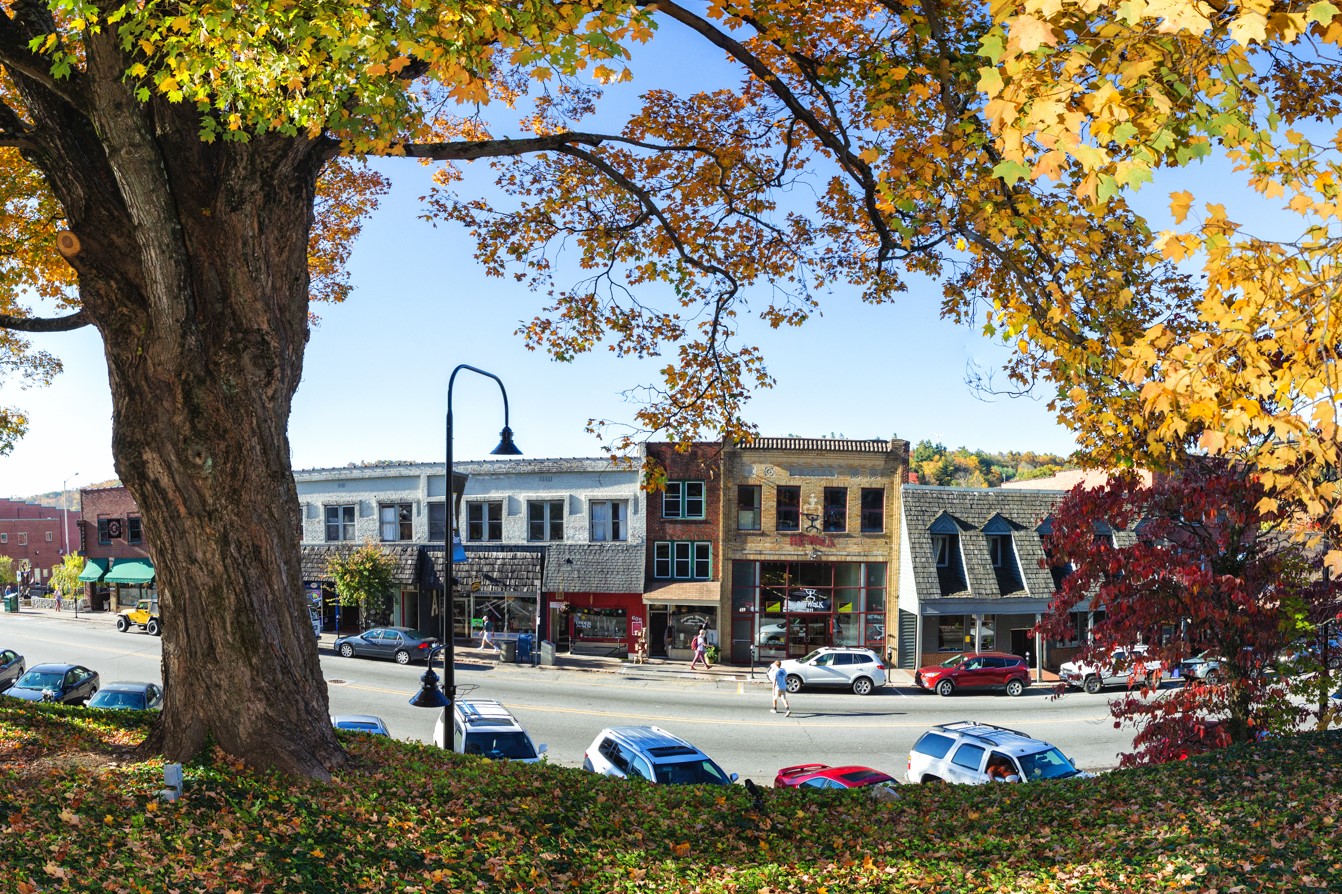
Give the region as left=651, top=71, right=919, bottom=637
left=17, top=28, right=344, bottom=776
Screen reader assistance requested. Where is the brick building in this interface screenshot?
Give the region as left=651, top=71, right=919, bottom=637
left=77, top=486, right=154, bottom=610
left=721, top=438, right=909, bottom=665
left=643, top=442, right=726, bottom=659
left=0, top=498, right=76, bottom=588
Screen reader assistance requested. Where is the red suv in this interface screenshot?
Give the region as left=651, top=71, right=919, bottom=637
left=914, top=651, right=1031, bottom=697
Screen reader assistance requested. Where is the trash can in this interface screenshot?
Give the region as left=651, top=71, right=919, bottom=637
left=3, top=594, right=17, bottom=613
left=517, top=633, right=534, bottom=664
left=540, top=640, right=557, bottom=666
left=501, top=639, right=518, bottom=663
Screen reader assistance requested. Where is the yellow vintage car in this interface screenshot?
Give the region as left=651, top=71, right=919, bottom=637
left=115, top=598, right=161, bottom=636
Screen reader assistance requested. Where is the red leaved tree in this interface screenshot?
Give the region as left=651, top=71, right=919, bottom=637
left=1039, top=461, right=1342, bottom=766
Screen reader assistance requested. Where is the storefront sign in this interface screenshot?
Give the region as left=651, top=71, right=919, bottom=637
left=788, top=534, right=837, bottom=549
left=630, top=616, right=644, bottom=635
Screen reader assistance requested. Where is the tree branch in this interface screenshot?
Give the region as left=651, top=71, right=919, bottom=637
left=399, top=132, right=609, bottom=160
left=642, top=0, right=899, bottom=263
left=0, top=3, right=84, bottom=109
left=0, top=308, right=88, bottom=332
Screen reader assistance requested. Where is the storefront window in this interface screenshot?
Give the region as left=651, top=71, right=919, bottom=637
left=864, top=614, right=885, bottom=649
left=572, top=607, right=627, bottom=641
left=735, top=559, right=886, bottom=659
left=938, top=617, right=968, bottom=652
left=668, top=610, right=716, bottom=650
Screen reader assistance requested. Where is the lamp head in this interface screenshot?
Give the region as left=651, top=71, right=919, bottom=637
left=409, top=667, right=450, bottom=708
left=491, top=426, right=522, bottom=456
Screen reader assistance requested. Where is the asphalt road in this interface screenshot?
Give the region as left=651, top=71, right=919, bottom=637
left=2, top=609, right=1140, bottom=782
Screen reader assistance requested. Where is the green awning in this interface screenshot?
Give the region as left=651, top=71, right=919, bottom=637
left=77, top=558, right=109, bottom=583
left=104, top=559, right=155, bottom=585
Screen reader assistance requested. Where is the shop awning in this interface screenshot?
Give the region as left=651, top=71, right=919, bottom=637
left=642, top=581, right=721, bottom=606
left=77, top=558, right=109, bottom=583
left=104, top=558, right=155, bottom=585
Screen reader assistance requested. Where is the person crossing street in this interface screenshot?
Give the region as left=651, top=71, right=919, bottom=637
left=769, top=659, right=791, bottom=716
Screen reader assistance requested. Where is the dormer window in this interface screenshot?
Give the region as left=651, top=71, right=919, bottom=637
left=988, top=535, right=1008, bottom=568
left=932, top=534, right=951, bottom=567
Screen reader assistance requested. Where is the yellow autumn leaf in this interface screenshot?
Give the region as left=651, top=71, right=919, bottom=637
left=1169, top=190, right=1194, bottom=224
left=1009, top=16, right=1058, bottom=52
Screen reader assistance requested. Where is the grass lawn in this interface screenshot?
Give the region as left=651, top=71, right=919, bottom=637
left=1, top=700, right=1338, bottom=892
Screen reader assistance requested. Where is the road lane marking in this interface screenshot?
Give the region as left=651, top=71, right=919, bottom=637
left=328, top=681, right=1112, bottom=727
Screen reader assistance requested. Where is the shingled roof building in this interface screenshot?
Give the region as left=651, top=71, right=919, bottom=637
left=295, top=455, right=647, bottom=650
left=896, top=485, right=1087, bottom=672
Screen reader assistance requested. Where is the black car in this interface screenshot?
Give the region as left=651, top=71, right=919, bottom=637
left=4, top=663, right=100, bottom=704
left=0, top=649, right=24, bottom=691
left=87, top=681, right=163, bottom=711
left=334, top=627, right=439, bottom=665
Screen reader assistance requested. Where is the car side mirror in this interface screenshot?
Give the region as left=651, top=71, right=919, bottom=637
left=729, top=772, right=739, bottom=783
left=537, top=743, right=548, bottom=754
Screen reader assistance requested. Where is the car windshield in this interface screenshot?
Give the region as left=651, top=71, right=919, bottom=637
left=463, top=731, right=536, bottom=760
left=1017, top=747, right=1081, bottom=781
left=652, top=758, right=732, bottom=786
left=335, top=721, right=385, bottom=734
left=796, top=650, right=826, bottom=664
left=939, top=654, right=966, bottom=668
left=14, top=671, right=62, bottom=690
left=89, top=690, right=146, bottom=710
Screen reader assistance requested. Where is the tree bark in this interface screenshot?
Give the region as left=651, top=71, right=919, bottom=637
left=11, top=28, right=344, bottom=777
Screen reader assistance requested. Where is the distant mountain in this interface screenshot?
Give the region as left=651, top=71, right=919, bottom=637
left=27, top=480, right=121, bottom=510
left=909, top=441, right=1077, bottom=488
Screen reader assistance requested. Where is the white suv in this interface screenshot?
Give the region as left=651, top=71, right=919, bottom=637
left=1059, top=645, right=1163, bottom=694
left=433, top=698, right=547, bottom=763
left=906, top=721, right=1089, bottom=785
left=582, top=726, right=737, bottom=786
left=780, top=647, right=886, bottom=695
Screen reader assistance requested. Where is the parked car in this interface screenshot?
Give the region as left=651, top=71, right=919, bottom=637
left=1177, top=650, right=1222, bottom=683
left=780, top=647, right=886, bottom=695
left=0, top=649, right=24, bottom=692
left=583, top=726, right=737, bottom=785
left=332, top=714, right=391, bottom=736
left=1059, top=645, right=1163, bottom=694
left=116, top=598, right=161, bottom=636
left=774, top=763, right=897, bottom=790
left=906, top=721, right=1089, bottom=785
left=87, top=682, right=163, bottom=711
left=433, top=698, right=546, bottom=762
left=3, top=663, right=100, bottom=705
left=334, top=627, right=439, bottom=665
left=914, top=652, right=1031, bottom=697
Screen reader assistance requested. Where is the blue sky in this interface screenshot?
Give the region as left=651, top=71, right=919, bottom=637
left=0, top=146, right=1077, bottom=499
left=9, top=16, right=1295, bottom=499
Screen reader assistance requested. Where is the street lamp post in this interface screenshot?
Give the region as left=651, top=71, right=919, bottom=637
left=62, top=474, right=79, bottom=616
left=410, top=365, right=520, bottom=743
left=61, top=473, right=78, bottom=558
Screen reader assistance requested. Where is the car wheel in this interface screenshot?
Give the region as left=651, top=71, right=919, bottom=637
left=115, top=616, right=129, bottom=633
left=1005, top=678, right=1025, bottom=697
left=338, top=643, right=355, bottom=658
left=851, top=676, right=874, bottom=696
left=785, top=674, right=803, bottom=694
left=922, top=776, right=943, bottom=783
left=394, top=649, right=411, bottom=665
left=147, top=619, right=161, bottom=637
left=935, top=679, right=954, bottom=697
left=1083, top=675, right=1103, bottom=695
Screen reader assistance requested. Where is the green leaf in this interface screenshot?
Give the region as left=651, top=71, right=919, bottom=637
left=1307, top=1, right=1340, bottom=25
left=991, top=159, right=1031, bottom=186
